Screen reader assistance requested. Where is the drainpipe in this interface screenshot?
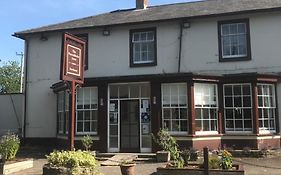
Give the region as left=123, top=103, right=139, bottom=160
left=178, top=22, right=183, bottom=73
left=23, top=40, right=29, bottom=143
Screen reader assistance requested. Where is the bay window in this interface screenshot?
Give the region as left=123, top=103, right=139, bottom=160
left=224, top=84, right=253, bottom=132
left=195, top=83, right=218, bottom=134
left=161, top=83, right=188, bottom=134
left=76, top=87, right=98, bottom=134
left=258, top=84, right=276, bottom=133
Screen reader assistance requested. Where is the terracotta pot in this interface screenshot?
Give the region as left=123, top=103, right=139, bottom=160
left=120, top=164, right=136, bottom=175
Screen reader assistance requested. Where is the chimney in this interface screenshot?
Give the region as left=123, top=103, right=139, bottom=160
left=136, top=0, right=148, bottom=9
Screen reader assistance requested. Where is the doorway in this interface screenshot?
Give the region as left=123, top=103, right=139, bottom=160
left=120, top=100, right=140, bottom=152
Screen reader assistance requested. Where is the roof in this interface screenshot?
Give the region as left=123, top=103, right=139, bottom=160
left=14, top=0, right=281, bottom=37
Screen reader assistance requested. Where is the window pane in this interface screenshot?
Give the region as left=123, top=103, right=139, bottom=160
left=222, top=24, right=229, bottom=35
left=238, top=23, right=246, bottom=33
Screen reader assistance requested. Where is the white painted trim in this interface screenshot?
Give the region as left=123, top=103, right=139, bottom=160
left=175, top=136, right=221, bottom=141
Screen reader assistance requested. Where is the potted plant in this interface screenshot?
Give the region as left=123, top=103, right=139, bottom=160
left=119, top=160, right=136, bottom=175
left=152, top=129, right=184, bottom=167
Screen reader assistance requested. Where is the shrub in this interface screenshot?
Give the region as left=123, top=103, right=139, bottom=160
left=219, top=150, right=233, bottom=170
left=46, top=150, right=102, bottom=175
left=0, top=133, right=20, bottom=161
left=152, top=129, right=184, bottom=168
left=208, top=155, right=220, bottom=169
left=81, top=135, right=93, bottom=151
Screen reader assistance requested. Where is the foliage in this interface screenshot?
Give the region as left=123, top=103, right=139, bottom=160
left=81, top=135, right=93, bottom=151
left=46, top=150, right=102, bottom=175
left=152, top=129, right=184, bottom=168
left=0, top=61, right=21, bottom=94
left=219, top=150, right=233, bottom=170
left=180, top=149, right=190, bottom=166
left=208, top=155, right=221, bottom=169
left=0, top=133, right=20, bottom=161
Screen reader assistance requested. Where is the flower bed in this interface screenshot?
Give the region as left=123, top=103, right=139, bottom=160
left=157, top=163, right=245, bottom=175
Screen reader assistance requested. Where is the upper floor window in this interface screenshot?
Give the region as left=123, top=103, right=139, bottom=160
left=218, top=19, right=251, bottom=62
left=130, top=28, right=157, bottom=67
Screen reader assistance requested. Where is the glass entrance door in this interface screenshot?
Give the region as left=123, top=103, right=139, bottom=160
left=120, top=100, right=140, bottom=152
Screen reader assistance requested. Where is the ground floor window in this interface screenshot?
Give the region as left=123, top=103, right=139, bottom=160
left=224, top=84, right=253, bottom=132
left=161, top=83, right=188, bottom=134
left=258, top=84, right=276, bottom=133
left=195, top=83, right=218, bottom=134
left=57, top=91, right=69, bottom=134
left=76, top=87, right=98, bottom=134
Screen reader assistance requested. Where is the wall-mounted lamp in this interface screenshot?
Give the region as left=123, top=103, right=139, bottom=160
left=182, top=21, right=191, bottom=29
left=153, top=96, right=157, bottom=104
left=40, top=34, right=48, bottom=41
left=100, top=98, right=104, bottom=106
left=102, top=28, right=110, bottom=36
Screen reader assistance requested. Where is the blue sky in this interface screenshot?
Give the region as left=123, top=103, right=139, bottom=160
left=0, top=0, right=197, bottom=63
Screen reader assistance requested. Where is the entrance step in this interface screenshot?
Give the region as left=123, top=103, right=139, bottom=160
left=100, top=154, right=138, bottom=166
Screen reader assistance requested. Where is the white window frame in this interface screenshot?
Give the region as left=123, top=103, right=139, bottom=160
left=223, top=83, right=253, bottom=133
left=194, top=83, right=219, bottom=135
left=161, top=83, right=188, bottom=135
left=220, top=21, right=248, bottom=59
left=57, top=91, right=64, bottom=134
left=132, top=30, right=155, bottom=64
left=76, top=87, right=98, bottom=135
left=257, top=84, right=276, bottom=134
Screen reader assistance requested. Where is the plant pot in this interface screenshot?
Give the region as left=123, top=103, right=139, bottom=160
left=156, top=151, right=170, bottom=162
left=120, top=163, right=136, bottom=175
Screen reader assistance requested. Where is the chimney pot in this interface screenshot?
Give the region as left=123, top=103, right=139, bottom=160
left=136, top=0, right=148, bottom=9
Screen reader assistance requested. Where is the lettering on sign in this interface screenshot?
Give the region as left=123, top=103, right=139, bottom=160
left=66, top=45, right=81, bottom=76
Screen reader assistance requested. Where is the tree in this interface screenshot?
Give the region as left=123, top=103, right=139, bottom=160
left=0, top=61, right=21, bottom=93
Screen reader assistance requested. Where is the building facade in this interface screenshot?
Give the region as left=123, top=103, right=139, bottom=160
left=15, top=0, right=281, bottom=152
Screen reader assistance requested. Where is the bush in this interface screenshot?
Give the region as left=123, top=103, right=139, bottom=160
left=152, top=129, right=184, bottom=168
left=0, top=133, right=20, bottom=161
left=220, top=150, right=233, bottom=170
left=46, top=150, right=102, bottom=175
left=81, top=135, right=93, bottom=151
left=208, top=155, right=220, bottom=169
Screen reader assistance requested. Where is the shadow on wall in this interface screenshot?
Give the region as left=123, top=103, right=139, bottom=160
left=0, top=93, right=23, bottom=136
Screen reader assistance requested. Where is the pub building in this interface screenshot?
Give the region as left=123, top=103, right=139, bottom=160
left=14, top=0, right=281, bottom=152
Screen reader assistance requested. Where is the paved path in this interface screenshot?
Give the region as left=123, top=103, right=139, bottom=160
left=8, top=156, right=281, bottom=175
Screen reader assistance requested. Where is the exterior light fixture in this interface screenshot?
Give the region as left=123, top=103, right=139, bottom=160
left=182, top=21, right=191, bottom=28
left=102, top=28, right=110, bottom=36
left=153, top=96, right=157, bottom=104
left=100, top=98, right=104, bottom=106
left=40, top=34, right=48, bottom=41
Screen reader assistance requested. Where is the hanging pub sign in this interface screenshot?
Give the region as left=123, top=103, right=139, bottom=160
left=61, top=32, right=85, bottom=84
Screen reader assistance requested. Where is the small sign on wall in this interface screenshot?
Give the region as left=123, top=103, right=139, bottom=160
left=61, top=33, right=86, bottom=84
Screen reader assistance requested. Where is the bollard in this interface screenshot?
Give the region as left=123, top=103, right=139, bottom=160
left=203, top=147, right=209, bottom=175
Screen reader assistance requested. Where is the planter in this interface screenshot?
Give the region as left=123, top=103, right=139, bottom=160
left=156, top=151, right=170, bottom=162
left=157, top=164, right=245, bottom=175
left=0, top=159, right=33, bottom=175
left=43, top=164, right=99, bottom=175
left=120, top=163, right=136, bottom=175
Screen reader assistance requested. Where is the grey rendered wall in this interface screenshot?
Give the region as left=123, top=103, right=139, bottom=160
left=0, top=94, right=23, bottom=136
